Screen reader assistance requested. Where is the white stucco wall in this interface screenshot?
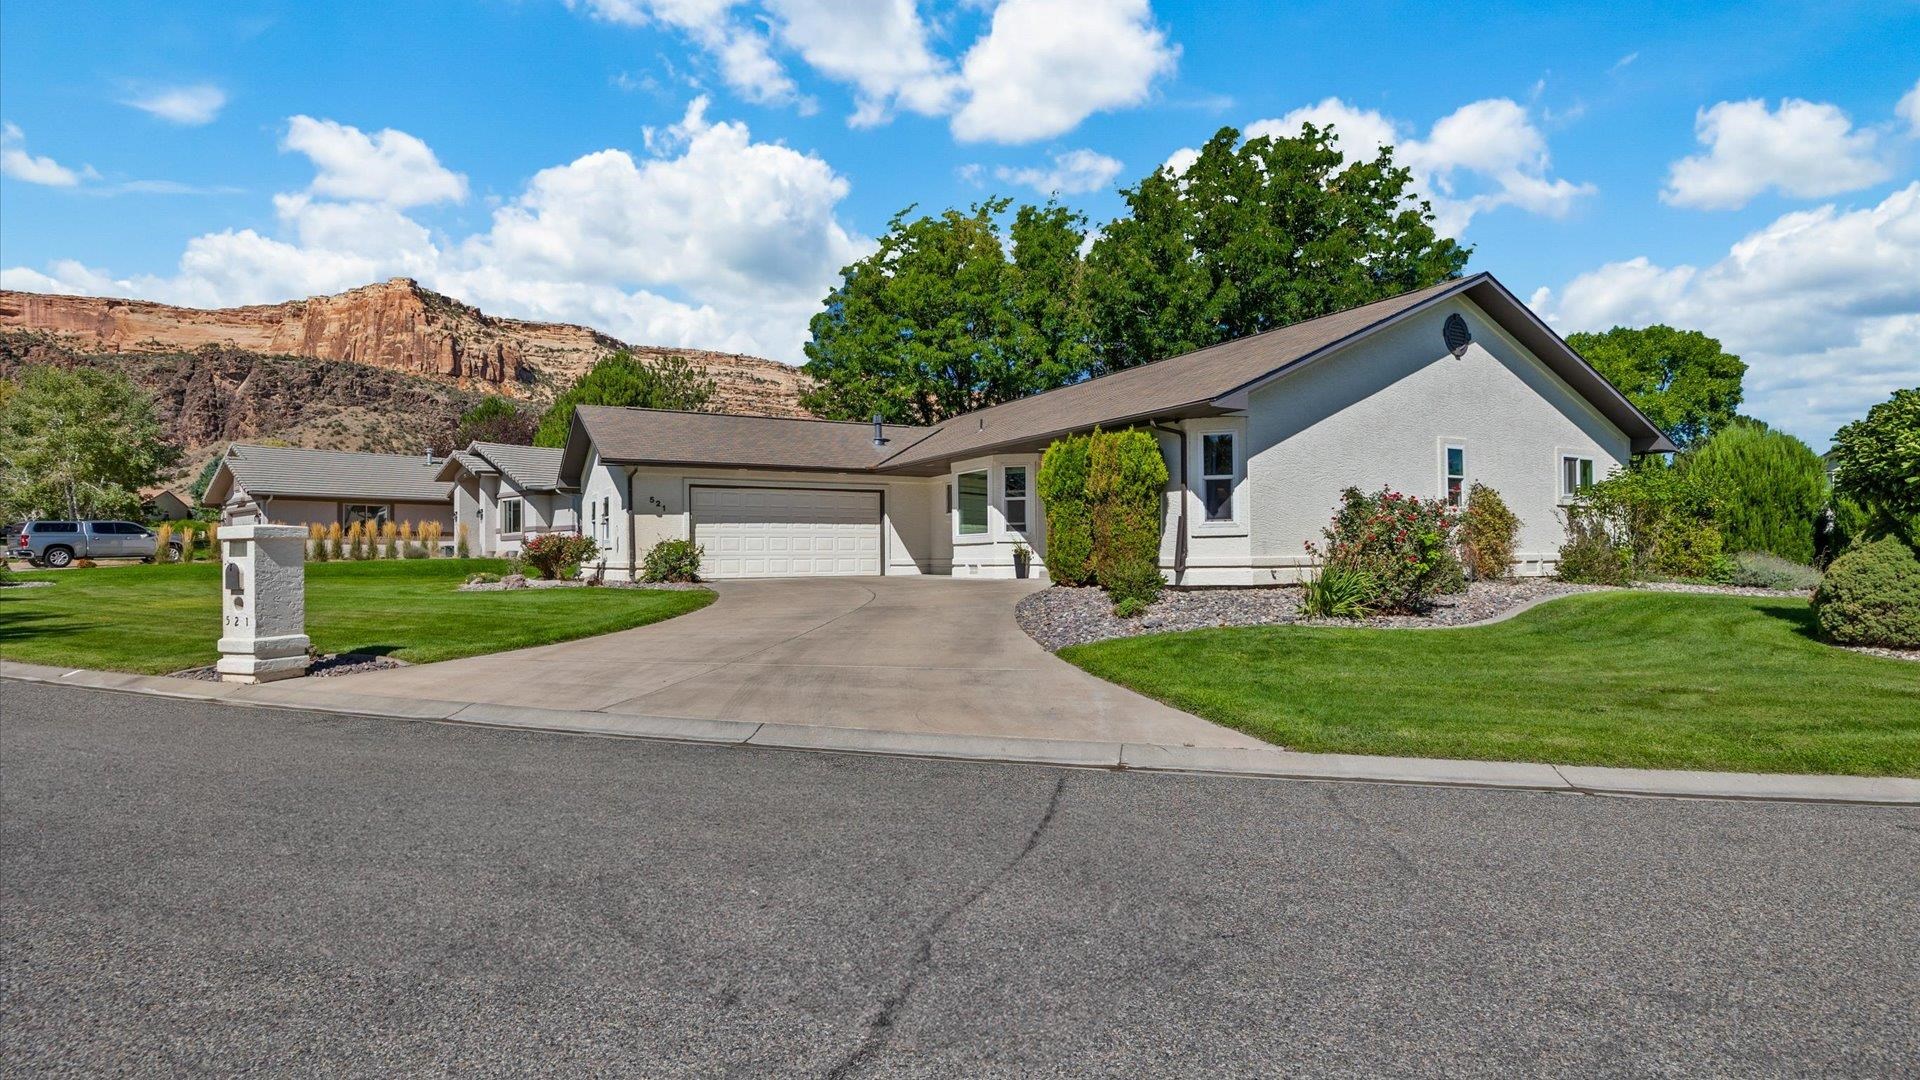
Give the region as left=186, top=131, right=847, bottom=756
left=1235, top=295, right=1632, bottom=583
left=945, top=454, right=1045, bottom=579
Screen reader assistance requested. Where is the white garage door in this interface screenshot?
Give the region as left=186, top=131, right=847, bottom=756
left=690, top=486, right=883, bottom=578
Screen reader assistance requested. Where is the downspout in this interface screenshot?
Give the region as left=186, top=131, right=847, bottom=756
left=1149, top=422, right=1189, bottom=583
left=625, top=466, right=638, bottom=583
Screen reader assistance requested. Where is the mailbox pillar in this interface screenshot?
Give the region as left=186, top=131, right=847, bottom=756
left=216, top=523, right=311, bottom=684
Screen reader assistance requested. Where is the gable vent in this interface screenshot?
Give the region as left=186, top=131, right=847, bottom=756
left=1443, top=313, right=1472, bottom=357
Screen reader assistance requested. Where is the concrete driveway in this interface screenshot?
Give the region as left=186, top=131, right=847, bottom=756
left=305, top=577, right=1265, bottom=748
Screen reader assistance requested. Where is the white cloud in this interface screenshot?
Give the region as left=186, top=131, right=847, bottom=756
left=1, top=122, right=88, bottom=187
left=1175, top=96, right=1594, bottom=235
left=282, top=115, right=468, bottom=207
left=951, top=0, right=1178, bottom=143
left=1610, top=52, right=1638, bottom=73
left=768, top=0, right=957, bottom=126
left=567, top=0, right=1176, bottom=142
left=1532, top=182, right=1920, bottom=446
left=1898, top=77, right=1920, bottom=135
left=567, top=0, right=800, bottom=105
left=2, top=102, right=868, bottom=364
left=1663, top=97, right=1890, bottom=210
left=994, top=148, right=1123, bottom=195
left=123, top=84, right=228, bottom=126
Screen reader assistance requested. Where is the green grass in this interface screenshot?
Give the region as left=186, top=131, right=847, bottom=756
left=0, top=559, right=712, bottom=674
left=1060, top=591, right=1920, bottom=777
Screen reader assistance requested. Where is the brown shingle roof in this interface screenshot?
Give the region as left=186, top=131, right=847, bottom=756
left=878, top=276, right=1470, bottom=469
left=574, top=408, right=934, bottom=472
left=556, top=273, right=1674, bottom=484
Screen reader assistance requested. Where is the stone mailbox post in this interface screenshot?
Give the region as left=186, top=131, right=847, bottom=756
left=216, top=523, right=311, bottom=683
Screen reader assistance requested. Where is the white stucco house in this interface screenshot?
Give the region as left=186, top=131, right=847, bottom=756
left=436, top=442, right=578, bottom=556
left=203, top=444, right=456, bottom=533
left=558, top=274, right=1674, bottom=585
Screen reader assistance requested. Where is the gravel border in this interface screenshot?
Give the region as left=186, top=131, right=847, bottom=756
left=1837, top=645, right=1920, bottom=664
left=1016, top=579, right=1823, bottom=652
left=457, top=579, right=712, bottom=592
left=0, top=580, right=55, bottom=589
left=168, top=652, right=410, bottom=681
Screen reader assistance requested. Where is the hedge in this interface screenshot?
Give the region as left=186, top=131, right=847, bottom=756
left=1037, top=433, right=1094, bottom=586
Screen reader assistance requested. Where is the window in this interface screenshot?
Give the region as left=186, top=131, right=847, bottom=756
left=1561, top=455, right=1595, bottom=500
left=1201, top=433, right=1235, bottom=522
left=35, top=522, right=79, bottom=533
left=499, top=497, right=524, bottom=535
left=1443, top=444, right=1466, bottom=506
left=957, top=470, right=988, bottom=535
left=343, top=504, right=389, bottom=529
left=1003, top=466, right=1028, bottom=533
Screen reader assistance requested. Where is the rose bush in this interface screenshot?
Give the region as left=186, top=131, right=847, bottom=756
left=1305, top=486, right=1459, bottom=614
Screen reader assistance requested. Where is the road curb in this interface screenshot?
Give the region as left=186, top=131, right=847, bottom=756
left=5, top=663, right=1917, bottom=806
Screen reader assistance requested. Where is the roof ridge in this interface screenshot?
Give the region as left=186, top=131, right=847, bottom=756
left=582, top=404, right=929, bottom=430
left=920, top=273, right=1485, bottom=427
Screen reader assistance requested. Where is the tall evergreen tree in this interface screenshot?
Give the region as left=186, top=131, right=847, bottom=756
left=1679, top=420, right=1828, bottom=563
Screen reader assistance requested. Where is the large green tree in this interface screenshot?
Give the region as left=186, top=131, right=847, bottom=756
left=801, top=199, right=1090, bottom=424
left=1829, top=386, right=1920, bottom=544
left=1083, top=124, right=1470, bottom=373
left=534, top=351, right=718, bottom=447
left=0, top=365, right=179, bottom=520
left=1564, top=325, right=1746, bottom=449
left=1678, top=420, right=1828, bottom=563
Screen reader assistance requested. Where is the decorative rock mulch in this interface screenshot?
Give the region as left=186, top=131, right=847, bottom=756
left=1015, top=578, right=1835, bottom=652
left=0, top=580, right=54, bottom=588
left=457, top=577, right=711, bottom=592
left=168, top=652, right=409, bottom=681
left=1016, top=579, right=1612, bottom=651
left=1838, top=645, right=1920, bottom=664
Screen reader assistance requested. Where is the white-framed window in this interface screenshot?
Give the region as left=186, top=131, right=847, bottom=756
left=1442, top=443, right=1466, bottom=506
left=343, top=504, right=389, bottom=529
left=1561, top=455, right=1595, bottom=501
left=956, top=470, right=989, bottom=535
left=1003, top=465, right=1029, bottom=533
left=1200, top=432, right=1236, bottom=523
left=499, top=497, right=524, bottom=535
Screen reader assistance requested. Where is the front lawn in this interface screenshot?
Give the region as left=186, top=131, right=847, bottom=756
left=1060, top=591, right=1919, bottom=776
left=0, top=559, right=712, bottom=674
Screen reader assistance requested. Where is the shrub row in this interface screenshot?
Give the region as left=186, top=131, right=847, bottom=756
left=1039, top=428, right=1168, bottom=615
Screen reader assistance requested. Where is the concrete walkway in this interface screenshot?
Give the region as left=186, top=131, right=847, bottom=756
left=275, top=577, right=1270, bottom=749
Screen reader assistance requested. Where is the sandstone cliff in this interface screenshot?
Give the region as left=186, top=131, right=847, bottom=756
left=0, top=279, right=812, bottom=418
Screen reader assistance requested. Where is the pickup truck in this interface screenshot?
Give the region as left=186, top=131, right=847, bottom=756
left=12, top=520, right=181, bottom=568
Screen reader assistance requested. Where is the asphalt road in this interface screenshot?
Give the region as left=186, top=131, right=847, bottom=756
left=3, top=680, right=1916, bottom=1078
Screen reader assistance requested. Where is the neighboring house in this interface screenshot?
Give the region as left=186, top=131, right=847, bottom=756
left=435, top=442, right=578, bottom=556
left=561, top=273, right=1674, bottom=584
left=201, top=444, right=456, bottom=533
left=140, top=488, right=195, bottom=521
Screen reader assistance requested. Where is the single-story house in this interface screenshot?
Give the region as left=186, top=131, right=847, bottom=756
left=202, top=444, right=456, bottom=533
left=435, top=442, right=577, bottom=556
left=140, top=488, right=195, bottom=521
left=559, top=273, right=1674, bottom=584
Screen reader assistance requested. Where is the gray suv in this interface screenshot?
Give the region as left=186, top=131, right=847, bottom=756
left=12, top=520, right=181, bottom=567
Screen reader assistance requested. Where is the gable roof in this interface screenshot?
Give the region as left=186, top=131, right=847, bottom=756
left=557, top=272, right=1674, bottom=485
left=561, top=408, right=933, bottom=480
left=435, top=442, right=568, bottom=491
left=203, top=444, right=452, bottom=507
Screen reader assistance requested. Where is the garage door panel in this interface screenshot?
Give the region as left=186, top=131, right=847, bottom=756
left=692, top=486, right=882, bottom=578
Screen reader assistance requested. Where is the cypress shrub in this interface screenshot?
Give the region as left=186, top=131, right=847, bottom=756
left=1812, top=538, right=1920, bottom=646
left=1458, top=482, right=1521, bottom=580
left=1679, top=421, right=1827, bottom=564
left=1086, top=428, right=1168, bottom=589
left=1037, top=433, right=1094, bottom=585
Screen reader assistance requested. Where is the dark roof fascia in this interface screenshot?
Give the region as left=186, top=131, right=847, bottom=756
left=1464, top=277, right=1678, bottom=454
left=1207, top=274, right=1485, bottom=410
left=874, top=402, right=1234, bottom=473
left=1207, top=273, right=1676, bottom=454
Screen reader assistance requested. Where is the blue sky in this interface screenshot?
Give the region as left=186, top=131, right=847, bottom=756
left=2, top=0, right=1916, bottom=447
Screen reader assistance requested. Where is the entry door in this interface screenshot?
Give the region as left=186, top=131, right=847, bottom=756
left=690, top=486, right=883, bottom=578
